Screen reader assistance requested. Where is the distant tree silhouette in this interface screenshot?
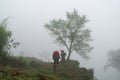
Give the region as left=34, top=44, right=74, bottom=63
left=105, top=49, right=120, bottom=72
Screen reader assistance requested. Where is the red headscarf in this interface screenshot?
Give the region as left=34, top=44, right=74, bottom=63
left=53, top=50, right=59, bottom=54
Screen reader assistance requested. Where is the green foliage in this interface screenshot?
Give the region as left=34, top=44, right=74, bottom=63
left=44, top=9, right=93, bottom=60
left=0, top=18, right=11, bottom=57
left=55, top=60, right=94, bottom=80
left=0, top=55, right=96, bottom=80
left=0, top=18, right=20, bottom=60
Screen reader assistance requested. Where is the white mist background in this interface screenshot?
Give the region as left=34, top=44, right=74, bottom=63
left=0, top=0, right=120, bottom=80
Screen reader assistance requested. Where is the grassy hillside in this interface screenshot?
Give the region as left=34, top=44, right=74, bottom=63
left=0, top=56, right=95, bottom=80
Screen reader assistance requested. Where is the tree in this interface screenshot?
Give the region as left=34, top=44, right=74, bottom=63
left=0, top=18, right=20, bottom=59
left=44, top=10, right=93, bottom=60
left=105, top=49, right=120, bottom=72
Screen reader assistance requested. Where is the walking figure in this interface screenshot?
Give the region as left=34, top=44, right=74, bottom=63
left=60, top=50, right=66, bottom=62
left=52, top=50, right=60, bottom=71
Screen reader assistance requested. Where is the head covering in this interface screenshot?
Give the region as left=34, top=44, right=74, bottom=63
left=53, top=50, right=59, bottom=54
left=61, top=50, right=64, bottom=53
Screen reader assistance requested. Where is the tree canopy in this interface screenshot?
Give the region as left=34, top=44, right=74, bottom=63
left=0, top=18, right=20, bottom=58
left=44, top=10, right=93, bottom=60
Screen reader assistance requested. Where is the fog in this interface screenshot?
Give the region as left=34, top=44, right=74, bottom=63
left=0, top=0, right=120, bottom=80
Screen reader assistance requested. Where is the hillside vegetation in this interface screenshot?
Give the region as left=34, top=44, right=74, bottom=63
left=0, top=56, right=95, bottom=80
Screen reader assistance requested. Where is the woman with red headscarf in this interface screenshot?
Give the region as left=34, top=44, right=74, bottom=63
left=52, top=50, right=60, bottom=72
left=53, top=50, right=60, bottom=64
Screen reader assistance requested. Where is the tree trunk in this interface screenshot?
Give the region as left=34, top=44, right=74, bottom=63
left=67, top=50, right=71, bottom=60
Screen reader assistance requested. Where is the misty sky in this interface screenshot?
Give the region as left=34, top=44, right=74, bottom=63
left=0, top=0, right=120, bottom=80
